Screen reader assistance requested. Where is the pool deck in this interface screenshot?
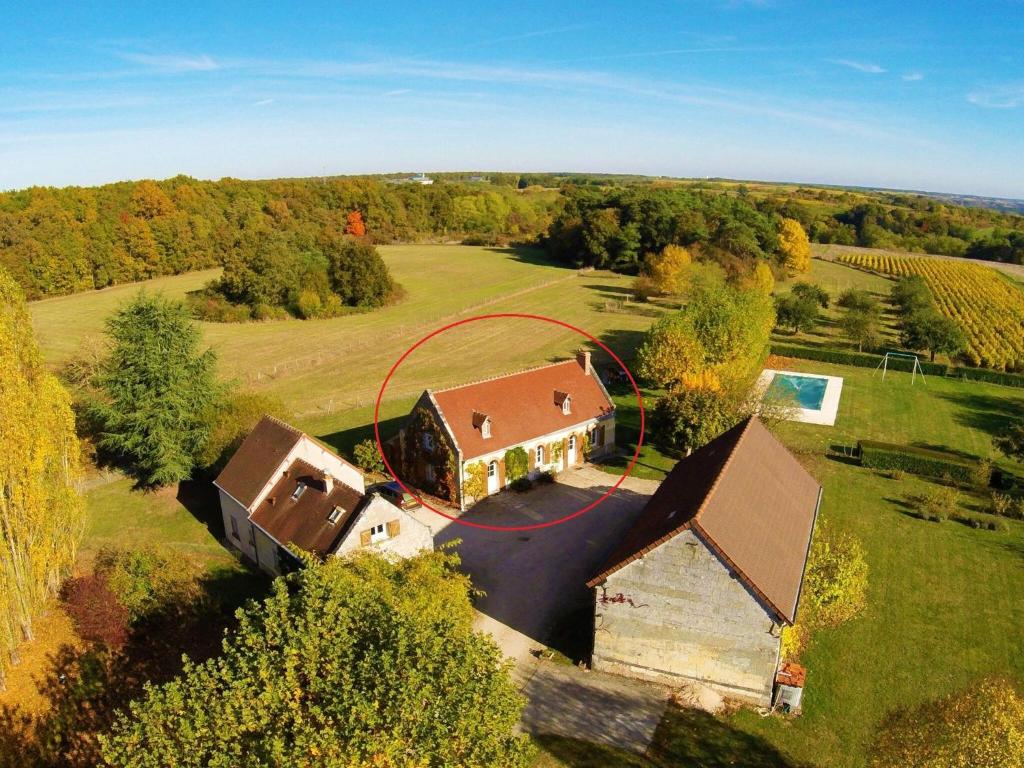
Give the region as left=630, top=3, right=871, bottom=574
left=757, top=369, right=844, bottom=426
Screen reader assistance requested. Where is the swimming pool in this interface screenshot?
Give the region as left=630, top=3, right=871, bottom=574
left=757, top=369, right=844, bottom=426
left=768, top=373, right=828, bottom=411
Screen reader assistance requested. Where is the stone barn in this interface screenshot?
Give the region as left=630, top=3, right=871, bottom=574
left=587, top=416, right=821, bottom=706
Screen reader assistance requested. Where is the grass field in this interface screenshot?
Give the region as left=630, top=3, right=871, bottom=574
left=22, top=245, right=1024, bottom=767
left=30, top=246, right=659, bottom=423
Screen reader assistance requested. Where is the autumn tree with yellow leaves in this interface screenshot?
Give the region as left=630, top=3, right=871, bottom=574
left=779, top=217, right=812, bottom=273
left=0, top=269, right=84, bottom=690
left=642, top=243, right=692, bottom=295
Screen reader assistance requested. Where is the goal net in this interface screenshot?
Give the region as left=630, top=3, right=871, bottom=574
left=875, top=351, right=926, bottom=384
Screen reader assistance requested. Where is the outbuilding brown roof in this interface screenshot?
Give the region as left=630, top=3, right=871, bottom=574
left=431, top=359, right=614, bottom=460
left=214, top=415, right=303, bottom=508
left=249, top=459, right=364, bottom=558
left=587, top=417, right=821, bottom=624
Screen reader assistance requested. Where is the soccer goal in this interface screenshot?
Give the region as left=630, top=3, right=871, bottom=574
left=875, top=351, right=926, bottom=384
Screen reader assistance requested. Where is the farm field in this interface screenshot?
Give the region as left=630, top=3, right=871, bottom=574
left=836, top=251, right=1024, bottom=370
left=814, top=242, right=1024, bottom=282
left=30, top=245, right=659, bottom=422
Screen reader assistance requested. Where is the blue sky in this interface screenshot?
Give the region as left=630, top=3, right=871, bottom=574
left=2, top=1, right=1023, bottom=197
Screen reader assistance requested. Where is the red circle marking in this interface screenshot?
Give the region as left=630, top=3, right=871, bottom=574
left=373, top=313, right=645, bottom=531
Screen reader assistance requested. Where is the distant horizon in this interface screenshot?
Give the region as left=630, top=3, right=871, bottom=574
left=4, top=168, right=1022, bottom=206
left=3, top=2, right=1022, bottom=198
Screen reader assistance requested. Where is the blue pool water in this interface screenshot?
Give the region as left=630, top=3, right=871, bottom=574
left=769, top=374, right=828, bottom=410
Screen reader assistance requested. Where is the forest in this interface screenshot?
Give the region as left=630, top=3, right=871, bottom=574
left=2, top=173, right=1023, bottom=304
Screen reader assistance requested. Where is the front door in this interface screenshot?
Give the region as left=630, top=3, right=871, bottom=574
left=567, top=435, right=576, bottom=467
left=487, top=460, right=499, bottom=494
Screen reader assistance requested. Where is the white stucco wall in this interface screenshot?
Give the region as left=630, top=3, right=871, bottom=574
left=592, top=529, right=782, bottom=706
left=334, top=495, right=433, bottom=559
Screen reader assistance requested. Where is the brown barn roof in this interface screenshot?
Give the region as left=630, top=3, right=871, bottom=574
left=587, top=417, right=821, bottom=624
left=431, top=360, right=614, bottom=460
left=214, top=415, right=303, bottom=508
left=249, top=459, right=364, bottom=558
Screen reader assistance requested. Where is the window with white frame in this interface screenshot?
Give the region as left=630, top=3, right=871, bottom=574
left=370, top=522, right=388, bottom=543
left=535, top=445, right=544, bottom=465
left=230, top=516, right=240, bottom=540
left=568, top=435, right=576, bottom=451
left=482, top=419, right=491, bottom=438
left=561, top=396, right=572, bottom=415
left=291, top=482, right=306, bottom=501
left=422, top=432, right=434, bottom=451
left=487, top=460, right=497, bottom=478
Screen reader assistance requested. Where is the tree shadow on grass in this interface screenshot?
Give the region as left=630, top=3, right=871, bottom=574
left=483, top=246, right=565, bottom=269
left=933, top=390, right=1024, bottom=439
left=176, top=478, right=226, bottom=541
left=648, top=705, right=809, bottom=768
left=316, top=414, right=406, bottom=464
left=0, top=567, right=269, bottom=768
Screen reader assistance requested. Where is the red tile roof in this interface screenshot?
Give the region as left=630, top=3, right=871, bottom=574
left=249, top=459, right=364, bottom=558
left=215, top=415, right=302, bottom=508
left=431, top=360, right=614, bottom=460
left=587, top=417, right=821, bottom=624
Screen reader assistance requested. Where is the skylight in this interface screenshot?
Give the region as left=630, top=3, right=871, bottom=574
left=291, top=482, right=306, bottom=501
left=327, top=505, right=343, bottom=524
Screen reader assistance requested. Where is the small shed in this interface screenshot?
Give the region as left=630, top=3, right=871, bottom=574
left=775, top=661, right=807, bottom=714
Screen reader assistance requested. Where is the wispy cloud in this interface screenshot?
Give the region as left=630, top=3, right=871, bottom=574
left=382, top=88, right=411, bottom=97
left=253, top=98, right=274, bottom=106
left=119, top=52, right=220, bottom=72
left=902, top=72, right=924, bottom=82
left=833, top=59, right=887, bottom=74
left=967, top=83, right=1024, bottom=108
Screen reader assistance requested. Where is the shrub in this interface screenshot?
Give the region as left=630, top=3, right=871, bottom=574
left=353, top=439, right=385, bottom=474
left=887, top=468, right=907, bottom=481
left=93, top=547, right=196, bottom=624
left=970, top=458, right=993, bottom=490
left=952, top=510, right=1009, bottom=531
left=536, top=470, right=557, bottom=484
left=906, top=485, right=959, bottom=522
left=510, top=477, right=533, bottom=493
left=791, top=281, right=830, bottom=308
left=859, top=440, right=980, bottom=486
left=631, top=275, right=659, bottom=302
left=868, top=678, right=1024, bottom=768
left=990, top=492, right=1014, bottom=518
left=198, top=391, right=287, bottom=474
left=61, top=574, right=130, bottom=649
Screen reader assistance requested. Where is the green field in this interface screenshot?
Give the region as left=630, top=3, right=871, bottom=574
left=26, top=245, right=1024, bottom=767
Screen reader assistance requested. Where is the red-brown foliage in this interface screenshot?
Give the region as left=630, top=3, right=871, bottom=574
left=61, top=575, right=129, bottom=650
left=344, top=210, right=366, bottom=236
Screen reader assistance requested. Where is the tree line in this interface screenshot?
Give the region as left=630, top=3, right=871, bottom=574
left=0, top=176, right=558, bottom=300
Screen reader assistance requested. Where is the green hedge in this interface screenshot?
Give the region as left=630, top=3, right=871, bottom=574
left=770, top=343, right=1024, bottom=389
left=858, top=440, right=980, bottom=485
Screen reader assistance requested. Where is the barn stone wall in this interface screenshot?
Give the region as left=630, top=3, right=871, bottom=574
left=591, top=529, right=782, bottom=706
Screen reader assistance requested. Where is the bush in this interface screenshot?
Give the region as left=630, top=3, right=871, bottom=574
left=906, top=485, right=960, bottom=522
left=859, top=440, right=981, bottom=486
left=353, top=438, right=385, bottom=474
left=188, top=291, right=253, bottom=323
left=536, top=470, right=557, bottom=484
left=93, top=547, right=196, bottom=624
left=952, top=510, right=1008, bottom=531
left=990, top=492, right=1014, bottom=517
left=887, top=468, right=907, bottom=481
left=198, top=391, right=288, bottom=474
left=510, top=477, right=533, bottom=493
left=631, top=275, right=659, bottom=302
left=61, top=574, right=130, bottom=649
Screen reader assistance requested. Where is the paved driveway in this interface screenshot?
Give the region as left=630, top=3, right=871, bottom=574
left=430, top=466, right=659, bottom=665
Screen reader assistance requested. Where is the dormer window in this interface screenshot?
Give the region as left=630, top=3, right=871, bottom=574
left=291, top=482, right=307, bottom=501
left=554, top=390, right=571, bottom=415
left=472, top=411, right=492, bottom=439
left=327, top=505, right=344, bottom=525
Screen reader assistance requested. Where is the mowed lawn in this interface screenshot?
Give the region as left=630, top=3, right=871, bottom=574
left=588, top=359, right=1024, bottom=767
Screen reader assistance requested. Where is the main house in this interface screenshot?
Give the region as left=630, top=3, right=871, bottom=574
left=587, top=417, right=821, bottom=706
left=215, top=415, right=432, bottom=575
left=391, top=350, right=615, bottom=509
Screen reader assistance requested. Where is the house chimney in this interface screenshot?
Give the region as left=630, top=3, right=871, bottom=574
left=576, top=349, right=592, bottom=376
left=323, top=473, right=334, bottom=494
